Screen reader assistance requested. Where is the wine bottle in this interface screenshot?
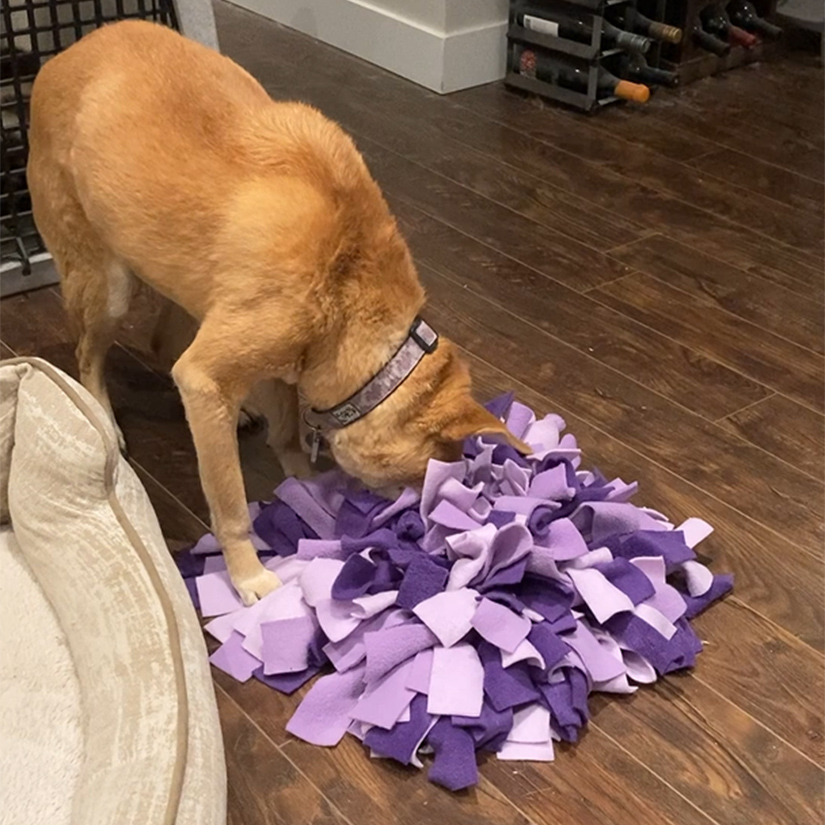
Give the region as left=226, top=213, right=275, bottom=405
left=517, top=11, right=652, bottom=54
left=726, top=1, right=783, bottom=38
left=618, top=10, right=683, bottom=44
left=517, top=48, right=650, bottom=103
left=700, top=4, right=758, bottom=48
left=618, top=53, right=680, bottom=87
left=692, top=23, right=732, bottom=55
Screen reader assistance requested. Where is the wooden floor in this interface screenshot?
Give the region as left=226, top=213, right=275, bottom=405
left=2, top=4, right=823, bottom=823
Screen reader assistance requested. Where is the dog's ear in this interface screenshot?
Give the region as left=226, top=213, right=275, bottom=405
left=438, top=398, right=532, bottom=455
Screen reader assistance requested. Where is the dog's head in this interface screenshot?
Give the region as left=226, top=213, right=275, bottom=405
left=325, top=339, right=530, bottom=495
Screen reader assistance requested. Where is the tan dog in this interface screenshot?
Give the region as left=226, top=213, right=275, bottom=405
left=27, top=20, right=529, bottom=603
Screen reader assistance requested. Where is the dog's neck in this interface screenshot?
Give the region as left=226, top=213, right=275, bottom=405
left=298, top=312, right=418, bottom=412
left=303, top=316, right=437, bottom=431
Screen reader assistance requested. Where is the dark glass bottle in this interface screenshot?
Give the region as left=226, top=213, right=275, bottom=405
left=726, top=1, right=783, bottom=38
left=518, top=48, right=650, bottom=103
left=700, top=4, right=758, bottom=48
left=517, top=11, right=652, bottom=54
left=692, top=22, right=732, bottom=55
left=618, top=53, right=680, bottom=87
left=619, top=9, right=683, bottom=44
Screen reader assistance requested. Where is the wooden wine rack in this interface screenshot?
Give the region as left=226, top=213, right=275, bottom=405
left=648, top=0, right=781, bottom=83
left=504, top=0, right=783, bottom=112
left=504, top=0, right=670, bottom=113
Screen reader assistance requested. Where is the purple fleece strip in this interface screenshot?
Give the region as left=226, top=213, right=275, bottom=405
left=364, top=693, right=434, bottom=764
left=426, top=718, right=479, bottom=791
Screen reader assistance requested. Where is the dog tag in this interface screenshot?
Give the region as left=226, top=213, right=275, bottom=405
left=309, top=429, right=322, bottom=465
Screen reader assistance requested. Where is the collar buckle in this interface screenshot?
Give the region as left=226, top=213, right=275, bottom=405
left=409, top=317, right=439, bottom=354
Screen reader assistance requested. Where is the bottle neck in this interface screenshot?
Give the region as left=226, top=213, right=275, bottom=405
left=693, top=26, right=731, bottom=55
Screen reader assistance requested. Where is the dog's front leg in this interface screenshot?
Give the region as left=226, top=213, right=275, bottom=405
left=172, top=329, right=280, bottom=605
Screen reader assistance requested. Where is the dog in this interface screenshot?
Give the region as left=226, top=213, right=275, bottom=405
left=27, top=20, right=530, bottom=604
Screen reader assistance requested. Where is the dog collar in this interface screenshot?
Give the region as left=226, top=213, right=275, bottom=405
left=304, top=316, right=438, bottom=448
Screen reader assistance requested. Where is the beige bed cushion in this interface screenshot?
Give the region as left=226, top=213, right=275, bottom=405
left=0, top=525, right=84, bottom=825
left=0, top=357, right=226, bottom=825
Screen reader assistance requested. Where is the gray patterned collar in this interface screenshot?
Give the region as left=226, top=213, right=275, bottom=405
left=304, top=317, right=438, bottom=444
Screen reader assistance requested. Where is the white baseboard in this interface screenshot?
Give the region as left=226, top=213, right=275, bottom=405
left=225, top=0, right=508, bottom=93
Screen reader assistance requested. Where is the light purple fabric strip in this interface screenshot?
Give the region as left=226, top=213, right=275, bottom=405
left=261, top=615, right=319, bottom=675
left=427, top=644, right=484, bottom=718
left=413, top=588, right=478, bottom=647
left=209, top=631, right=260, bottom=683
left=471, top=598, right=532, bottom=654
left=364, top=623, right=437, bottom=684
left=196, top=571, right=244, bottom=617
left=567, top=567, right=635, bottom=624
left=296, top=539, right=347, bottom=561
left=285, top=665, right=367, bottom=747
left=406, top=649, right=434, bottom=694
left=276, top=477, right=337, bottom=539
left=349, top=660, right=417, bottom=730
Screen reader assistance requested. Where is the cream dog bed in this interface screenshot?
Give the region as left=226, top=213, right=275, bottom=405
left=0, top=357, right=226, bottom=825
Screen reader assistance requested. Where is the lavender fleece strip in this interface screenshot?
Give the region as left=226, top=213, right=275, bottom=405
left=179, top=394, right=732, bottom=792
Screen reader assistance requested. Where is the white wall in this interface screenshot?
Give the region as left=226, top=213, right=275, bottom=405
left=226, top=0, right=510, bottom=93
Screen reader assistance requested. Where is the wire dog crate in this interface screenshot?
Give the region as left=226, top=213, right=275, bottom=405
left=0, top=0, right=178, bottom=295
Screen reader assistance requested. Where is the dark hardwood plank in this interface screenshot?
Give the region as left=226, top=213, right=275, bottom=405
left=643, top=104, right=825, bottom=185
left=717, top=395, right=825, bottom=481
left=630, top=80, right=825, bottom=183
left=450, top=84, right=823, bottom=256
left=691, top=600, right=824, bottom=764
left=594, top=273, right=825, bottom=413
left=279, top=736, right=532, bottom=825
left=688, top=61, right=825, bottom=137
left=590, top=679, right=824, bottom=825
left=418, top=267, right=824, bottom=553
left=687, top=148, right=825, bottom=216
left=464, top=351, right=825, bottom=650
left=608, top=235, right=825, bottom=351
left=212, top=664, right=312, bottom=749
left=1, top=342, right=17, bottom=358
left=448, top=83, right=824, bottom=295
left=480, top=744, right=713, bottom=825
left=131, top=463, right=208, bottom=553
left=392, top=197, right=771, bottom=421
left=742, top=55, right=825, bottom=97
left=216, top=688, right=350, bottom=825
left=361, top=138, right=629, bottom=292
left=665, top=77, right=825, bottom=157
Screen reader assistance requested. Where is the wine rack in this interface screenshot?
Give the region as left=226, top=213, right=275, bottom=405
left=504, top=0, right=784, bottom=111
left=504, top=0, right=675, bottom=113
left=650, top=0, right=782, bottom=83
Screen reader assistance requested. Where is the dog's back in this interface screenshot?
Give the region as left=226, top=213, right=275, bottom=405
left=28, top=20, right=397, bottom=320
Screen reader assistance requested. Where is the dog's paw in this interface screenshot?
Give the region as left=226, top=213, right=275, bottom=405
left=233, top=566, right=282, bottom=606
left=238, top=406, right=266, bottom=434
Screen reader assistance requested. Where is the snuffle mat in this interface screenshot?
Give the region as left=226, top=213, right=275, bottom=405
left=176, top=393, right=732, bottom=791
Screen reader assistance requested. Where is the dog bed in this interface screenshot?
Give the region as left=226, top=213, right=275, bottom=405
left=0, top=357, right=226, bottom=825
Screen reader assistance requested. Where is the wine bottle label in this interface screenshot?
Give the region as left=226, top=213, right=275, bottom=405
left=523, top=15, right=559, bottom=37
left=518, top=48, right=538, bottom=77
